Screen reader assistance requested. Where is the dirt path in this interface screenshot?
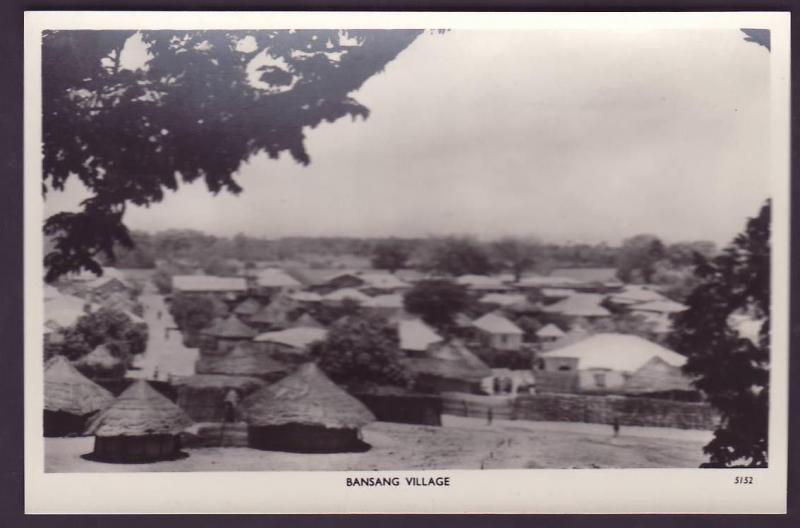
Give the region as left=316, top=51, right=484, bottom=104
left=45, top=419, right=710, bottom=473
left=128, top=280, right=198, bottom=381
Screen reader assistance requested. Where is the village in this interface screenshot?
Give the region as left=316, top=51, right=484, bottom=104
left=42, top=244, right=748, bottom=471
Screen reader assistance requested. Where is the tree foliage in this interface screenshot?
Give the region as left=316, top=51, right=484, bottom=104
left=492, top=237, right=539, bottom=281
left=616, top=234, right=666, bottom=283
left=57, top=307, right=149, bottom=364
left=669, top=201, right=770, bottom=467
left=370, top=239, right=411, bottom=272
left=43, top=29, right=423, bottom=281
left=403, top=279, right=470, bottom=330
left=422, top=237, right=494, bottom=277
left=311, top=313, right=408, bottom=388
left=168, top=293, right=220, bottom=335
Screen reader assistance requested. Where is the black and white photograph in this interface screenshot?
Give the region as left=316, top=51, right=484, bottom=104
left=24, top=11, right=790, bottom=514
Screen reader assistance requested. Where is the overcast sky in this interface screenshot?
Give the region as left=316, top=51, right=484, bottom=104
left=45, top=29, right=771, bottom=246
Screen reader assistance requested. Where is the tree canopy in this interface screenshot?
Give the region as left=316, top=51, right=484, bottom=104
left=403, top=279, right=470, bottom=330
left=422, top=237, right=495, bottom=277
left=311, top=313, right=408, bottom=389
left=669, top=200, right=770, bottom=467
left=43, top=29, right=423, bottom=281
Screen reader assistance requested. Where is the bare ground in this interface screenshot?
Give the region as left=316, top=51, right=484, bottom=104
left=45, top=417, right=711, bottom=472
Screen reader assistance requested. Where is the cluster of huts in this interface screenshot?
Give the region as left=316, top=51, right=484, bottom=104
left=44, top=264, right=730, bottom=462
left=44, top=354, right=378, bottom=461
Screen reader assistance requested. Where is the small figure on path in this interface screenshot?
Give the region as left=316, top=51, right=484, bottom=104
left=224, top=389, right=240, bottom=423
left=153, top=366, right=160, bottom=381
left=487, top=406, right=493, bottom=425
left=612, top=417, right=620, bottom=437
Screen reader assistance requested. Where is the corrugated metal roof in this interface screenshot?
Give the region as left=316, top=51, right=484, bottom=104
left=543, top=293, right=610, bottom=317
left=540, top=333, right=686, bottom=372
left=172, top=275, right=247, bottom=292
left=398, top=319, right=443, bottom=351
left=471, top=312, right=523, bottom=335
left=254, top=327, right=328, bottom=350
left=255, top=268, right=302, bottom=288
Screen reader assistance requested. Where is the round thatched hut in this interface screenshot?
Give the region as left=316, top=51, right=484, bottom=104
left=44, top=355, right=114, bottom=437
left=174, top=374, right=265, bottom=422
left=403, top=340, right=492, bottom=394
left=85, top=379, right=193, bottom=462
left=248, top=295, right=294, bottom=331
left=201, top=314, right=257, bottom=353
left=242, top=363, right=375, bottom=453
left=72, top=344, right=127, bottom=382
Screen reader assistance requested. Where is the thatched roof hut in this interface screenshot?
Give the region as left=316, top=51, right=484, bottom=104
left=86, top=380, right=194, bottom=462
left=290, top=312, right=324, bottom=329
left=73, top=345, right=127, bottom=381
left=249, top=295, right=294, bottom=330
left=201, top=315, right=257, bottom=340
left=403, top=341, right=492, bottom=394
left=242, top=363, right=374, bottom=452
left=195, top=342, right=289, bottom=381
left=233, top=297, right=262, bottom=317
left=174, top=374, right=265, bottom=422
left=44, top=355, right=114, bottom=436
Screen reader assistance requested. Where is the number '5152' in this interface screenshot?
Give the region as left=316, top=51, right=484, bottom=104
left=734, top=476, right=754, bottom=484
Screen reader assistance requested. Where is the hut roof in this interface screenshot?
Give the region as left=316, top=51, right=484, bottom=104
left=255, top=268, right=302, bottom=289
left=363, top=293, right=404, bottom=309
left=173, top=374, right=265, bottom=391
left=536, top=323, right=566, bottom=338
left=539, top=333, right=686, bottom=373
left=455, top=274, right=510, bottom=290
left=404, top=341, right=492, bottom=382
left=398, top=319, right=443, bottom=351
left=542, top=293, right=611, bottom=317
left=44, top=356, right=114, bottom=415
left=471, top=312, right=523, bottom=335
left=358, top=272, right=409, bottom=290
left=254, top=327, right=327, bottom=350
left=233, top=297, right=262, bottom=316
left=516, top=275, right=579, bottom=288
left=290, top=313, right=325, bottom=329
left=172, top=275, right=247, bottom=293
left=623, top=356, right=695, bottom=394
left=630, top=299, right=688, bottom=314
left=86, top=380, right=193, bottom=437
left=541, top=288, right=577, bottom=298
left=74, top=345, right=122, bottom=371
left=243, top=363, right=375, bottom=428
left=249, top=296, right=294, bottom=327
left=44, top=284, right=61, bottom=301
left=323, top=288, right=371, bottom=304
left=195, top=342, right=290, bottom=378
left=478, top=293, right=527, bottom=306
left=288, top=291, right=323, bottom=303
left=202, top=315, right=257, bottom=339
left=610, top=285, right=667, bottom=304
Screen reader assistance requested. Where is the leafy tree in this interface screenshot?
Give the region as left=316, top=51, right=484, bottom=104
left=422, top=237, right=494, bottom=277
left=669, top=201, right=770, bottom=468
left=168, top=293, right=219, bottom=336
left=492, top=237, right=539, bottom=281
left=311, top=313, right=408, bottom=388
left=371, top=239, right=411, bottom=273
left=616, top=234, right=666, bottom=283
left=59, top=307, right=148, bottom=365
left=43, top=29, right=423, bottom=281
left=403, top=279, right=470, bottom=330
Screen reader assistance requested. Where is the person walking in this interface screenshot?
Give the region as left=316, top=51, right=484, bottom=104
left=224, top=389, right=240, bottom=423
left=612, top=417, right=620, bottom=437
